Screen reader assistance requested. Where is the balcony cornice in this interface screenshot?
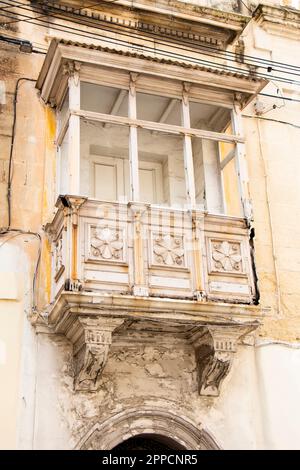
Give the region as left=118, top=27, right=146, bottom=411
left=32, top=0, right=250, bottom=35
left=253, top=4, right=300, bottom=39
left=44, top=291, right=263, bottom=330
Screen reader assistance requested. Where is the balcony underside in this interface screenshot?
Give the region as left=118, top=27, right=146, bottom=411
left=37, top=290, right=261, bottom=396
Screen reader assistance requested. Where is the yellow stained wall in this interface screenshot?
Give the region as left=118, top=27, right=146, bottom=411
left=0, top=24, right=53, bottom=448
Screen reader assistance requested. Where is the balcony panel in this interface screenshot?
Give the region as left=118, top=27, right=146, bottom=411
left=79, top=201, right=131, bottom=295
left=47, top=197, right=256, bottom=305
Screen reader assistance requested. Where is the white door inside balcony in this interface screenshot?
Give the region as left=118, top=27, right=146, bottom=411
left=90, top=154, right=163, bottom=204
left=139, top=161, right=163, bottom=204
left=91, top=155, right=125, bottom=201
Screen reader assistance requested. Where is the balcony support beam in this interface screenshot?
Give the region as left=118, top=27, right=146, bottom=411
left=68, top=316, right=124, bottom=392
left=192, top=325, right=254, bottom=396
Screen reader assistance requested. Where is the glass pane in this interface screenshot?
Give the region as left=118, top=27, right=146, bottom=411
left=192, top=136, right=224, bottom=214
left=80, top=118, right=129, bottom=201
left=219, top=140, right=242, bottom=217
left=59, top=128, right=69, bottom=195
left=81, top=82, right=128, bottom=117
left=137, top=92, right=181, bottom=126
left=192, top=136, right=205, bottom=210
left=60, top=90, right=69, bottom=120
left=137, top=128, right=186, bottom=207
left=221, top=156, right=241, bottom=217
left=189, top=101, right=231, bottom=132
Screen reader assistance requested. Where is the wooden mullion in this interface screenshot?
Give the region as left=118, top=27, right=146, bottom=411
left=73, top=109, right=244, bottom=144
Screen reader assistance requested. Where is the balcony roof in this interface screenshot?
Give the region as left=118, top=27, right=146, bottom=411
left=36, top=38, right=267, bottom=108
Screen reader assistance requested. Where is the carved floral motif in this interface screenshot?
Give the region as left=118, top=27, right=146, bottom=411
left=153, top=234, right=184, bottom=267
left=211, top=240, right=242, bottom=272
left=90, top=226, right=123, bottom=261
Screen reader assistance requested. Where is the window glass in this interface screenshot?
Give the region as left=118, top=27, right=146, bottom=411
left=58, top=90, right=69, bottom=135
left=219, top=127, right=242, bottom=217
left=137, top=128, right=186, bottom=207
left=192, top=136, right=223, bottom=214
left=80, top=118, right=129, bottom=201
left=59, top=127, right=69, bottom=195
left=189, top=101, right=231, bottom=132
left=136, top=92, right=181, bottom=126
left=81, top=82, right=128, bottom=117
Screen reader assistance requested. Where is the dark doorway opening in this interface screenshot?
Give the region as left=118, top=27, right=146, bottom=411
left=113, top=433, right=185, bottom=451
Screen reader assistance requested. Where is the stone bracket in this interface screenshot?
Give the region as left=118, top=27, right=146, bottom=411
left=193, top=325, right=252, bottom=397
left=70, top=317, right=124, bottom=392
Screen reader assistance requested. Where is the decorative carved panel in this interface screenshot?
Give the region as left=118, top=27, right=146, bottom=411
left=152, top=233, right=185, bottom=267
left=89, top=225, right=125, bottom=263
left=209, top=239, right=243, bottom=274
left=54, top=232, right=64, bottom=281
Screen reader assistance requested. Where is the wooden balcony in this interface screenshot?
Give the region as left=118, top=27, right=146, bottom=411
left=47, top=195, right=257, bottom=305
left=43, top=195, right=262, bottom=395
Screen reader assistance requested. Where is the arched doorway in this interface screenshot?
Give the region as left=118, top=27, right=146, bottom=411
left=76, top=407, right=220, bottom=450
left=112, top=433, right=185, bottom=451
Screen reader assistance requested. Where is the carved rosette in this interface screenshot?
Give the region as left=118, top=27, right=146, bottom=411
left=153, top=234, right=185, bottom=267
left=90, top=226, right=124, bottom=262
left=211, top=240, right=242, bottom=273
left=193, top=326, right=249, bottom=397
left=73, top=317, right=124, bottom=392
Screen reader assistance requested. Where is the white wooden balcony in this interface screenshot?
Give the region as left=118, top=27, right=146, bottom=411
left=44, top=196, right=261, bottom=395
left=47, top=196, right=257, bottom=304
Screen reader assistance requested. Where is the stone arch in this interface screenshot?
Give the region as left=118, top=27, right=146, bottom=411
left=75, top=407, right=220, bottom=450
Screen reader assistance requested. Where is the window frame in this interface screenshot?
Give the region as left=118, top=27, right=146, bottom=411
left=55, top=64, right=249, bottom=217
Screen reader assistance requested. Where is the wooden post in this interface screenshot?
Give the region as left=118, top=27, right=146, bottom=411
left=66, top=61, right=81, bottom=195
left=128, top=72, right=139, bottom=202
left=64, top=196, right=87, bottom=292
left=129, top=203, right=149, bottom=297
left=191, top=210, right=206, bottom=301
left=181, top=82, right=196, bottom=209
left=231, top=97, right=252, bottom=221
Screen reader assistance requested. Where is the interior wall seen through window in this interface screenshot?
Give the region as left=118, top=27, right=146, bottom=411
left=58, top=79, right=241, bottom=215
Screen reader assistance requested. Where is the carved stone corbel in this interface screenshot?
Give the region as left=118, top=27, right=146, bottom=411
left=70, top=317, right=124, bottom=392
left=193, top=326, right=252, bottom=397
